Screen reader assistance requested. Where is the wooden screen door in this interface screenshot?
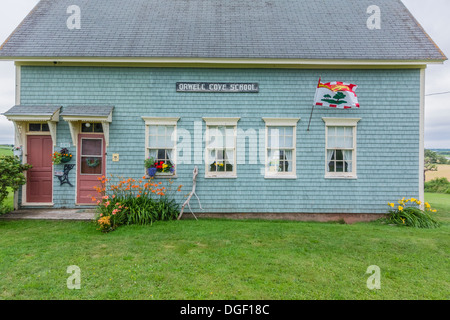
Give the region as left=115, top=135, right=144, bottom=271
left=77, top=134, right=106, bottom=205
left=26, top=135, right=53, bottom=203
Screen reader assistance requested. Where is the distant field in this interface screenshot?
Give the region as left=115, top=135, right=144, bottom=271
left=426, top=165, right=450, bottom=182
left=0, top=146, right=13, bottom=157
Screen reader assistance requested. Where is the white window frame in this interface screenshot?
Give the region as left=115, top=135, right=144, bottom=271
left=263, top=118, right=300, bottom=179
left=203, top=117, right=240, bottom=178
left=322, top=117, right=360, bottom=179
left=142, top=117, right=180, bottom=177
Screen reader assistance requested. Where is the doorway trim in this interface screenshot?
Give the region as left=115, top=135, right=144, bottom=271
left=76, top=133, right=106, bottom=206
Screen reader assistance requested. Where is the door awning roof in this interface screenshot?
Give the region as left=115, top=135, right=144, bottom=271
left=60, top=106, right=114, bottom=147
left=60, top=106, right=114, bottom=122
left=3, top=105, right=61, bottom=122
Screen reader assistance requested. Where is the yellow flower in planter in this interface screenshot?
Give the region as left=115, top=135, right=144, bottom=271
left=388, top=203, right=395, bottom=208
left=398, top=206, right=404, bottom=211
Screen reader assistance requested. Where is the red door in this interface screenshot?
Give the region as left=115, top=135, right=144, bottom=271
left=77, top=134, right=106, bottom=205
left=26, top=135, right=53, bottom=203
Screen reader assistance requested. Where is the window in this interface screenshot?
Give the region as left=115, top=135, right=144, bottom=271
left=81, top=122, right=104, bottom=133
left=80, top=138, right=103, bottom=175
left=28, top=123, right=50, bottom=132
left=263, top=118, right=300, bottom=179
left=323, top=118, right=360, bottom=178
left=148, top=125, right=175, bottom=168
left=203, top=118, right=240, bottom=178
left=142, top=117, right=179, bottom=176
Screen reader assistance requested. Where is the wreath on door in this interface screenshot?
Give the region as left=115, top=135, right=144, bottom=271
left=86, top=158, right=100, bottom=168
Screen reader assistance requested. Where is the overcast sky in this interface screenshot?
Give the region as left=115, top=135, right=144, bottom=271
left=0, top=0, right=449, bottom=148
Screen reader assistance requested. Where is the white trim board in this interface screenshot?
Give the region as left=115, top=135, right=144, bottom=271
left=419, top=68, right=425, bottom=207
left=142, top=117, right=180, bottom=126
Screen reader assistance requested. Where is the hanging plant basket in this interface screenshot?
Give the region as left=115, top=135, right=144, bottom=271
left=58, top=148, right=73, bottom=164
left=53, top=148, right=72, bottom=165
left=61, top=154, right=72, bottom=163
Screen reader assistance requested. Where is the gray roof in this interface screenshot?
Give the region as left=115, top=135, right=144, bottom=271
left=0, top=0, right=446, bottom=61
left=60, top=106, right=114, bottom=117
left=3, top=105, right=61, bottom=116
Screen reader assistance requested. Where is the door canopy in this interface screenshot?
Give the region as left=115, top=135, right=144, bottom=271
left=2, top=105, right=61, bottom=147
left=60, top=105, right=114, bottom=147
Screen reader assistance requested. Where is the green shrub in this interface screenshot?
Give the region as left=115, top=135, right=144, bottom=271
left=386, top=198, right=440, bottom=228
left=0, top=204, right=12, bottom=215
left=93, top=175, right=183, bottom=232
left=0, top=156, right=32, bottom=205
left=424, top=177, right=450, bottom=194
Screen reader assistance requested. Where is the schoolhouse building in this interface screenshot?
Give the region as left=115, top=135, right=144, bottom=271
left=0, top=0, right=446, bottom=221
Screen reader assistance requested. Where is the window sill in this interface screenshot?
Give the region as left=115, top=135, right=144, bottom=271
left=205, top=174, right=237, bottom=179
left=145, top=174, right=177, bottom=179
left=324, top=175, right=358, bottom=180
left=264, top=175, right=297, bottom=180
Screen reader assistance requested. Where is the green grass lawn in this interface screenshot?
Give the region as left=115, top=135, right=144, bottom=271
left=0, top=193, right=448, bottom=300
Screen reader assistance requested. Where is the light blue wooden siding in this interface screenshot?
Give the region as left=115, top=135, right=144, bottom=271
left=20, top=66, right=421, bottom=213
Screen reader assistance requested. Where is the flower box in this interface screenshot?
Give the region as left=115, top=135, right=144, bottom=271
left=147, top=169, right=175, bottom=178
left=13, top=149, right=22, bottom=157
left=155, top=172, right=174, bottom=176
left=145, top=157, right=175, bottom=178
left=210, top=162, right=233, bottom=172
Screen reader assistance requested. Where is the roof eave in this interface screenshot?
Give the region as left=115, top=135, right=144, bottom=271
left=0, top=56, right=446, bottom=67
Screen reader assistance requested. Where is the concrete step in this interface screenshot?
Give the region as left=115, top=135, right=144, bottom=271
left=0, top=208, right=96, bottom=221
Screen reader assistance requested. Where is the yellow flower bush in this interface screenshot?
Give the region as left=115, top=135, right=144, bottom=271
left=97, top=216, right=112, bottom=233
left=386, top=197, right=440, bottom=228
